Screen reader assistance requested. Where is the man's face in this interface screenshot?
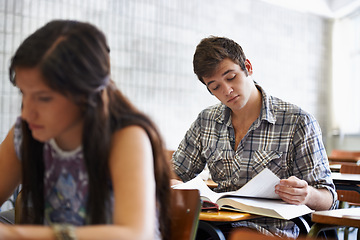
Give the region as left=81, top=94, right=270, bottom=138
left=202, top=58, right=254, bottom=112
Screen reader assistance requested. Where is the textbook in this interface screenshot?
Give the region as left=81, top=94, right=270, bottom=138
left=172, top=168, right=313, bottom=220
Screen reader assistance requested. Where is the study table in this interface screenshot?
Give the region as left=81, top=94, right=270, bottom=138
left=198, top=210, right=260, bottom=240
left=204, top=179, right=218, bottom=189
left=199, top=174, right=360, bottom=239
left=199, top=210, right=259, bottom=222
left=308, top=208, right=360, bottom=239
left=197, top=210, right=314, bottom=240
left=329, top=163, right=341, bottom=172
left=331, top=172, right=360, bottom=194
left=328, top=155, right=360, bottom=165
left=199, top=180, right=259, bottom=239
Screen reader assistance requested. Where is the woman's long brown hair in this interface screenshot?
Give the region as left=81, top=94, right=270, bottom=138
left=10, top=20, right=171, bottom=239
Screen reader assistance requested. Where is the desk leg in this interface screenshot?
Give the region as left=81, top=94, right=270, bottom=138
left=307, top=223, right=340, bottom=239
left=197, top=221, right=226, bottom=240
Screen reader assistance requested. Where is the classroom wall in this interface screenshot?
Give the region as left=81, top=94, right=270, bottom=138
left=0, top=0, right=333, bottom=152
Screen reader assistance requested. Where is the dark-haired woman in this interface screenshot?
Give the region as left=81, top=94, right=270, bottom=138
left=0, top=20, right=171, bottom=240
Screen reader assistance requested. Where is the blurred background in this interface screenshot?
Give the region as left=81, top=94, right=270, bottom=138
left=0, top=0, right=359, bottom=154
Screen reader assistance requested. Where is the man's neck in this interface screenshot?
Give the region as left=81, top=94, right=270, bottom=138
left=232, top=85, right=262, bottom=122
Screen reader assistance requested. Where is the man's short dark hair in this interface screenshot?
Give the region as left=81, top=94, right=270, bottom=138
left=193, top=36, right=248, bottom=84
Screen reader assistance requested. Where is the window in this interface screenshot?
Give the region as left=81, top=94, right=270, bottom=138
left=332, top=10, right=360, bottom=134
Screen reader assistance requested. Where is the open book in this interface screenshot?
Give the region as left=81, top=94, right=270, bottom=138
left=172, top=168, right=313, bottom=220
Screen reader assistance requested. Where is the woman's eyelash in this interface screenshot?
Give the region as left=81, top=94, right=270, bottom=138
left=38, top=96, right=53, bottom=102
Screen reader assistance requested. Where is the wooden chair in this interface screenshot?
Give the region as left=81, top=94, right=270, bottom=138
left=336, top=164, right=360, bottom=240
left=170, top=189, right=201, bottom=240
left=337, top=164, right=360, bottom=205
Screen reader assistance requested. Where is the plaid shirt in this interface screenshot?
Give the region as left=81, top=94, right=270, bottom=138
left=172, top=84, right=336, bottom=238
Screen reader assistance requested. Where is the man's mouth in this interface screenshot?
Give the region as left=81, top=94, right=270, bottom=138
left=227, top=95, right=239, bottom=103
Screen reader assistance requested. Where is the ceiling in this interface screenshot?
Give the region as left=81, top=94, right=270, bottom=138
left=262, top=0, right=360, bottom=18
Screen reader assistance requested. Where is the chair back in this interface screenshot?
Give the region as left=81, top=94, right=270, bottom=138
left=337, top=164, right=360, bottom=204
left=170, top=189, right=201, bottom=240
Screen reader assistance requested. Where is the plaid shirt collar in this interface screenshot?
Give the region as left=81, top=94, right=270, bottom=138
left=214, top=82, right=277, bottom=127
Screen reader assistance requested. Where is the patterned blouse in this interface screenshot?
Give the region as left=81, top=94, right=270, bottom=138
left=14, top=118, right=161, bottom=239
left=14, top=117, right=111, bottom=225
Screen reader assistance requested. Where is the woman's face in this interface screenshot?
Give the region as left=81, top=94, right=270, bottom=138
left=16, top=67, right=84, bottom=150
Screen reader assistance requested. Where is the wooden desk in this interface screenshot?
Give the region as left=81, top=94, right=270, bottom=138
left=198, top=210, right=312, bottom=240
left=332, top=172, right=360, bottom=194
left=330, top=163, right=360, bottom=173
left=329, top=163, right=341, bottom=172
left=312, top=208, right=360, bottom=227
left=200, top=210, right=259, bottom=222
left=308, top=208, right=360, bottom=239
left=328, top=155, right=360, bottom=164
left=204, top=179, right=218, bottom=189
left=198, top=210, right=260, bottom=240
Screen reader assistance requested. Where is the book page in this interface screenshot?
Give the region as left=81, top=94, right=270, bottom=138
left=228, top=168, right=281, bottom=199
left=172, top=168, right=281, bottom=203
left=172, top=175, right=222, bottom=203
left=218, top=197, right=313, bottom=220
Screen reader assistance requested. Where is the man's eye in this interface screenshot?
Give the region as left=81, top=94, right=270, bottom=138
left=212, top=86, right=220, bottom=91
left=227, top=75, right=236, bottom=81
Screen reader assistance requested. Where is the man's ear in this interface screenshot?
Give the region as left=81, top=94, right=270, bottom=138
left=245, top=59, right=253, bottom=76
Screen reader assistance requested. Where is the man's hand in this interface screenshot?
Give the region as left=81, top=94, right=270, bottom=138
left=275, top=176, right=311, bottom=205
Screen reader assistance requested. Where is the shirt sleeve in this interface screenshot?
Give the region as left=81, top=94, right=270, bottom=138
left=291, top=113, right=337, bottom=209
left=172, top=115, right=206, bottom=182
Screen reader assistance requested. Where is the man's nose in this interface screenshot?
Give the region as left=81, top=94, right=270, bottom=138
left=223, top=83, right=233, bottom=96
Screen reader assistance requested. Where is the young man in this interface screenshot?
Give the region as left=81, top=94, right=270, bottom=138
left=171, top=36, right=336, bottom=238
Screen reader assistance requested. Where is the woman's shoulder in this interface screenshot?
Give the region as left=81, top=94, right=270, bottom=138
left=108, top=125, right=153, bottom=176
left=112, top=125, right=148, bottom=140
left=110, top=125, right=151, bottom=154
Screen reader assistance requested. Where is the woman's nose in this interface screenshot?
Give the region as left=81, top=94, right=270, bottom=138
left=21, top=98, right=36, bottom=121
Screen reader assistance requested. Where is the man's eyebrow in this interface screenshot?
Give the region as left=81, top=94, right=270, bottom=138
left=206, top=69, right=234, bottom=86
left=207, top=80, right=215, bottom=86
left=222, top=69, right=234, bottom=76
